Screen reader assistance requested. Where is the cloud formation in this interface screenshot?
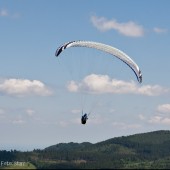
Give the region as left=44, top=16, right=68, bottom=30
left=26, top=109, right=35, bottom=116
left=0, top=78, right=52, bottom=97
left=91, top=15, right=144, bottom=37
left=153, top=27, right=168, bottom=34
left=0, top=8, right=20, bottom=18
left=112, top=122, right=141, bottom=130
left=157, top=104, right=170, bottom=114
left=0, top=9, right=8, bottom=17
left=67, top=74, right=168, bottom=96
left=139, top=104, right=170, bottom=125
left=149, top=115, right=170, bottom=125
left=0, top=109, right=5, bottom=116
left=12, top=119, right=25, bottom=125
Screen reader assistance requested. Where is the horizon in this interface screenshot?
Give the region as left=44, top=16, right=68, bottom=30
left=1, top=129, right=169, bottom=152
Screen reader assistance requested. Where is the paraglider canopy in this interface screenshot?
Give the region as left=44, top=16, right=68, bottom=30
left=55, top=40, right=142, bottom=83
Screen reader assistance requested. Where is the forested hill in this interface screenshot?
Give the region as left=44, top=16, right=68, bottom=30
left=1, top=130, right=170, bottom=169
left=45, top=130, right=170, bottom=151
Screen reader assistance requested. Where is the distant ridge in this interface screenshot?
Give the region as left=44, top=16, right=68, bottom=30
left=1, top=130, right=170, bottom=169
left=45, top=130, right=170, bottom=151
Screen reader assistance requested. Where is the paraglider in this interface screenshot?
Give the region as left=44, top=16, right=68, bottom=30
left=81, top=112, right=88, bottom=125
left=55, top=40, right=142, bottom=124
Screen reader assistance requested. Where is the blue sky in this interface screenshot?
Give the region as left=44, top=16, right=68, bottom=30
left=0, top=0, right=170, bottom=151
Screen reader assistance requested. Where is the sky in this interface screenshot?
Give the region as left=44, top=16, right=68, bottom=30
left=0, top=0, right=170, bottom=151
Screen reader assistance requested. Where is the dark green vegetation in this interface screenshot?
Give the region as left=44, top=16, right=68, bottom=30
left=1, top=130, right=170, bottom=169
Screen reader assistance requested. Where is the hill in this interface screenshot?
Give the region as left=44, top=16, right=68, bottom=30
left=1, top=130, right=170, bottom=169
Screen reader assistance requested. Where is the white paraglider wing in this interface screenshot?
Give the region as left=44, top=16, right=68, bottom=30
left=55, top=40, right=142, bottom=83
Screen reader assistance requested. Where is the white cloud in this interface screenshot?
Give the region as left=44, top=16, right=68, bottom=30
left=112, top=122, right=141, bottom=129
left=70, top=118, right=81, bottom=125
left=71, top=109, right=81, bottom=114
left=0, top=78, right=52, bottom=97
left=147, top=104, right=170, bottom=125
left=154, top=27, right=168, bottom=34
left=0, top=109, right=5, bottom=115
left=26, top=109, right=35, bottom=116
left=59, top=121, right=69, bottom=127
left=137, top=85, right=168, bottom=96
left=67, top=81, right=78, bottom=92
left=67, top=74, right=168, bottom=96
left=149, top=115, right=170, bottom=125
left=138, top=114, right=146, bottom=120
left=12, top=119, right=25, bottom=125
left=0, top=8, right=20, bottom=18
left=157, top=104, right=170, bottom=114
left=0, top=9, right=8, bottom=17
left=88, top=114, right=106, bottom=125
left=0, top=108, right=6, bottom=119
left=91, top=15, right=144, bottom=37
